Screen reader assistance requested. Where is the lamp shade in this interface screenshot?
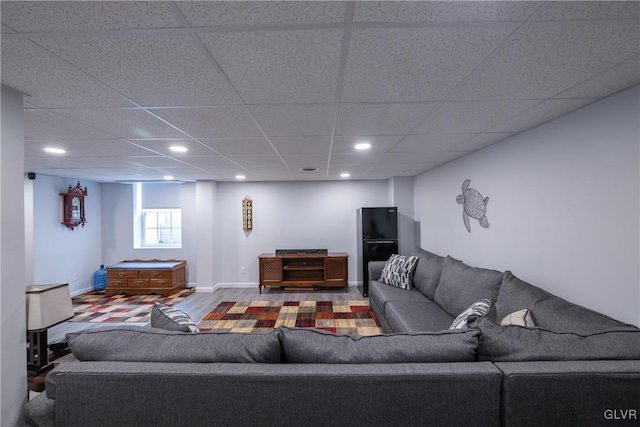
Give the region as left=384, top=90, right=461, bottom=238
left=26, top=284, right=74, bottom=330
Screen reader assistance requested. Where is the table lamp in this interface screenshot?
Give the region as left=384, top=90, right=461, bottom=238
left=26, top=284, right=74, bottom=375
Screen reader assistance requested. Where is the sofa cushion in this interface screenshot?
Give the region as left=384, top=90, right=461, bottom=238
left=279, top=326, right=479, bottom=363
left=471, top=317, right=640, bottom=362
left=501, top=309, right=536, bottom=327
left=385, top=301, right=454, bottom=333
left=369, top=280, right=431, bottom=315
left=450, top=299, right=492, bottom=330
left=67, top=325, right=282, bottom=363
left=496, top=271, right=633, bottom=333
left=434, top=256, right=502, bottom=317
left=411, top=247, right=444, bottom=299
left=379, top=254, right=419, bottom=290
left=150, top=303, right=199, bottom=333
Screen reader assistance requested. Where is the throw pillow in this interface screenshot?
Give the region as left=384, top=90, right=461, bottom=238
left=151, top=303, right=200, bottom=333
left=501, top=309, right=536, bottom=327
left=279, top=327, right=479, bottom=363
left=449, top=299, right=492, bottom=330
left=379, top=254, right=419, bottom=290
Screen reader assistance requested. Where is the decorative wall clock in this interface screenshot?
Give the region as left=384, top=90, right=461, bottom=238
left=242, top=196, right=253, bottom=231
left=61, top=182, right=87, bottom=230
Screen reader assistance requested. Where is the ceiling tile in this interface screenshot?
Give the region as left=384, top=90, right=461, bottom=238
left=280, top=154, right=328, bottom=169
left=491, top=98, right=597, bottom=133
left=270, top=136, right=331, bottom=155
left=336, top=103, right=437, bottom=136
left=200, top=29, right=342, bottom=104
left=534, top=2, right=640, bottom=21
left=131, top=139, right=217, bottom=157
left=451, top=133, right=514, bottom=152
left=378, top=151, right=444, bottom=164
left=353, top=1, right=542, bottom=23
left=200, top=138, right=276, bottom=156
left=150, top=107, right=263, bottom=138
left=0, top=2, right=183, bottom=32
left=64, top=156, right=142, bottom=168
left=329, top=152, right=384, bottom=166
left=556, top=56, right=640, bottom=98
left=177, top=2, right=345, bottom=27
left=391, top=134, right=475, bottom=153
left=413, top=100, right=540, bottom=134
left=331, top=135, right=401, bottom=154
left=450, top=22, right=640, bottom=100
left=25, top=140, right=96, bottom=158
left=1, top=23, right=15, bottom=33
left=64, top=139, right=158, bottom=157
left=52, top=108, right=186, bottom=139
left=342, top=26, right=516, bottom=102
left=1, top=39, right=132, bottom=108
left=175, top=155, right=240, bottom=169
left=24, top=110, right=114, bottom=140
left=250, top=104, right=336, bottom=136
left=226, top=155, right=285, bottom=168
left=124, top=156, right=185, bottom=168
left=36, top=34, right=243, bottom=106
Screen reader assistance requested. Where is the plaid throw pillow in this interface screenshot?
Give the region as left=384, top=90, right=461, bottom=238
left=450, top=299, right=492, bottom=330
left=379, top=254, right=419, bottom=290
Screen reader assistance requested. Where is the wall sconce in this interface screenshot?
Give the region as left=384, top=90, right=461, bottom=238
left=26, top=284, right=74, bottom=375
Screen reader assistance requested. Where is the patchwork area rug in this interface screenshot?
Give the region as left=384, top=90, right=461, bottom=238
left=198, top=300, right=382, bottom=336
left=70, top=288, right=194, bottom=323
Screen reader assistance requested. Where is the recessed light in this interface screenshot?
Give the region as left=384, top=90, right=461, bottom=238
left=163, top=175, right=174, bottom=180
left=44, top=147, right=66, bottom=154
left=235, top=175, right=246, bottom=180
left=340, top=172, right=350, bottom=178
left=169, top=146, right=188, bottom=153
left=354, top=142, right=371, bottom=150
left=299, top=167, right=319, bottom=172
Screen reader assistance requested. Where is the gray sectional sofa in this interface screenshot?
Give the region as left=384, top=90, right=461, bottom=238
left=20, top=247, right=640, bottom=426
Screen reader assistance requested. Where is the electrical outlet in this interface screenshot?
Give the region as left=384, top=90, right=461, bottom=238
left=240, top=267, right=246, bottom=275
left=71, top=273, right=77, bottom=282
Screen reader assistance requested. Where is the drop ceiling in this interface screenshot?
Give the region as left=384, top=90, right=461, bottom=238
left=1, top=1, right=638, bottom=182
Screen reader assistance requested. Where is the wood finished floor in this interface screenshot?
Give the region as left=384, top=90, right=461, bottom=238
left=48, top=286, right=368, bottom=343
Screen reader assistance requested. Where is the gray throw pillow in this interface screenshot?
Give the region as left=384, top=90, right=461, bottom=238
left=434, top=256, right=502, bottom=317
left=67, top=325, right=282, bottom=363
left=411, top=247, right=444, bottom=300
left=279, top=326, right=479, bottom=363
left=151, top=302, right=199, bottom=333
left=470, top=317, right=640, bottom=362
left=379, top=254, right=419, bottom=290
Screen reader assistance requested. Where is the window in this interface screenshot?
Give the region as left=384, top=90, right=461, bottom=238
left=141, top=209, right=182, bottom=247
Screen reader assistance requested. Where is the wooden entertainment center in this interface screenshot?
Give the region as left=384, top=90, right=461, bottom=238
left=258, top=251, right=348, bottom=293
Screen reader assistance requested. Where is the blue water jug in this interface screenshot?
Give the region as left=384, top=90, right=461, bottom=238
left=93, top=264, right=107, bottom=291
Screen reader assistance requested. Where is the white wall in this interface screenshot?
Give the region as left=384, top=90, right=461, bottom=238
left=414, top=86, right=640, bottom=326
left=31, top=176, right=102, bottom=295
left=1, top=85, right=26, bottom=426
left=101, top=182, right=198, bottom=284
left=216, top=180, right=389, bottom=286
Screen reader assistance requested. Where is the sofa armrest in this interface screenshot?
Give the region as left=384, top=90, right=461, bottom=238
left=368, top=260, right=387, bottom=283
left=495, top=360, right=640, bottom=426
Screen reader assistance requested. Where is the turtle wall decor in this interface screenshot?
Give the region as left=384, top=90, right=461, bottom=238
left=456, top=179, right=489, bottom=233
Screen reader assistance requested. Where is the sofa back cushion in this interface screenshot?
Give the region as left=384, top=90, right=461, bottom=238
left=67, top=326, right=282, bottom=363
left=496, top=271, right=632, bottom=333
left=411, top=247, right=444, bottom=299
left=434, top=256, right=502, bottom=317
left=279, top=326, right=479, bottom=363
left=471, top=317, right=640, bottom=362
